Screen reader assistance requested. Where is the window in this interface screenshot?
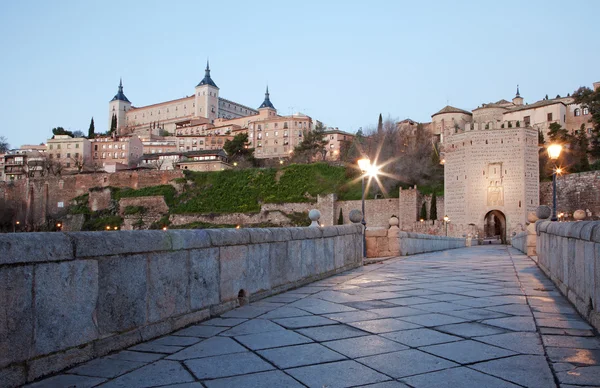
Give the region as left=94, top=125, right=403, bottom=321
left=75, top=153, right=79, bottom=158
left=67, top=153, right=71, bottom=158
left=94, top=152, right=97, bottom=158
left=584, top=107, right=589, bottom=115
left=588, top=128, right=593, bottom=135
left=547, top=113, right=553, bottom=122
left=49, top=144, right=53, bottom=150
left=524, top=116, right=531, bottom=127
left=57, top=144, right=61, bottom=149
left=66, top=162, right=70, bottom=168
left=275, top=131, right=278, bottom=136
left=67, top=144, right=71, bottom=149
left=75, top=143, right=79, bottom=148
left=574, top=108, right=580, bottom=116
left=101, top=152, right=105, bottom=159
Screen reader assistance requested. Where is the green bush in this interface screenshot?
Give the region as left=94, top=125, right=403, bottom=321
left=114, top=185, right=177, bottom=206
left=123, top=205, right=146, bottom=215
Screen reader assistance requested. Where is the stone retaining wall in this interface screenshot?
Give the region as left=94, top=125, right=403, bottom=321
left=535, top=220, right=600, bottom=331
left=0, top=225, right=363, bottom=386
left=398, top=231, right=466, bottom=256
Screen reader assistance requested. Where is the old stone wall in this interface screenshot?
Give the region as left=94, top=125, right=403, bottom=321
left=0, top=225, right=363, bottom=386
left=535, top=220, right=600, bottom=331
left=511, top=231, right=527, bottom=254
left=540, top=171, right=600, bottom=219
left=334, top=198, right=398, bottom=228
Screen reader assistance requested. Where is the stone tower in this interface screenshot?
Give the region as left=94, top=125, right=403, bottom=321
left=194, top=60, right=219, bottom=122
left=512, top=85, right=524, bottom=106
left=257, top=86, right=277, bottom=118
left=108, top=79, right=131, bottom=132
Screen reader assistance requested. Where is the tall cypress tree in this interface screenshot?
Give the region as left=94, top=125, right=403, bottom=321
left=110, top=114, right=117, bottom=133
left=377, top=113, right=383, bottom=134
left=429, top=192, right=438, bottom=220
left=337, top=209, right=344, bottom=225
left=88, top=117, right=95, bottom=139
left=420, top=202, right=427, bottom=220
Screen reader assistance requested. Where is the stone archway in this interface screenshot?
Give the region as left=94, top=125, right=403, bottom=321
left=484, top=210, right=506, bottom=244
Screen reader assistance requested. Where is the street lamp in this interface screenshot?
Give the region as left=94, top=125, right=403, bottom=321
left=547, top=144, right=563, bottom=221
left=358, top=157, right=375, bottom=258
left=443, top=215, right=449, bottom=236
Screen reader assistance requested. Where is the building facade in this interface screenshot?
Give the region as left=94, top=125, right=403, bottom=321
left=46, top=135, right=92, bottom=172
left=90, top=136, right=144, bottom=172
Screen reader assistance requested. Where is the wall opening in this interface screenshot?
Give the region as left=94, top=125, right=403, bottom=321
left=484, top=210, right=507, bottom=244
left=238, top=289, right=249, bottom=306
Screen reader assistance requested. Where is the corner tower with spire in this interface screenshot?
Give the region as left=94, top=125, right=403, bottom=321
left=258, top=86, right=277, bottom=117
left=108, top=78, right=132, bottom=132
left=512, top=85, right=523, bottom=106
left=195, top=60, right=219, bottom=122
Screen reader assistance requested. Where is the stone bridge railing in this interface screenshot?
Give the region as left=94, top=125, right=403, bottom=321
left=0, top=225, right=363, bottom=386
left=535, top=220, right=600, bottom=331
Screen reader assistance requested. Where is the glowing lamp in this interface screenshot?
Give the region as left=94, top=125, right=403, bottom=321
left=357, top=158, right=371, bottom=172
left=547, top=144, right=562, bottom=160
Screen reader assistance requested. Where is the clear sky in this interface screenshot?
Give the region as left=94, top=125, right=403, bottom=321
left=1, top=0, right=598, bottom=148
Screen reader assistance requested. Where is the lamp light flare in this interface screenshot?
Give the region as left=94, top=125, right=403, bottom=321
left=547, top=144, right=563, bottom=160
left=357, top=157, right=371, bottom=172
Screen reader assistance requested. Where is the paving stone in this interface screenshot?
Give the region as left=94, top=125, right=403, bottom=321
left=347, top=318, right=421, bottom=333
left=258, top=307, right=313, bottom=319
left=219, top=319, right=285, bottom=336
left=398, top=289, right=442, bottom=296
left=547, top=347, right=600, bottom=365
left=537, top=318, right=593, bottom=330
left=482, top=316, right=537, bottom=332
left=184, top=352, right=274, bottom=380
left=297, top=324, right=370, bottom=341
left=401, top=366, right=519, bottom=387
left=343, top=300, right=397, bottom=310
left=128, top=343, right=182, bottom=354
left=556, top=366, right=600, bottom=385
left=286, top=360, right=390, bottom=388
left=24, top=374, right=107, bottom=388
left=354, top=382, right=410, bottom=388
left=204, top=370, right=304, bottom=388
left=444, top=308, right=509, bottom=321
left=381, top=328, right=462, bottom=347
left=290, top=298, right=357, bottom=314
left=397, top=313, right=468, bottom=327
left=220, top=305, right=276, bottom=318
left=475, top=332, right=545, bottom=355
left=323, top=334, right=408, bottom=358
left=160, top=384, right=204, bottom=388
left=172, top=325, right=227, bottom=338
left=411, top=301, right=472, bottom=313
left=453, top=297, right=508, bottom=308
left=258, top=343, right=347, bottom=368
left=148, top=335, right=201, bottom=347
left=167, top=336, right=246, bottom=361
left=421, top=339, right=516, bottom=364
left=273, top=315, right=338, bottom=329
left=97, top=360, right=195, bottom=388
left=435, top=322, right=506, bottom=338
left=107, top=350, right=165, bottom=363
left=235, top=329, right=313, bottom=350
left=357, top=349, right=457, bottom=378
left=322, top=311, right=384, bottom=323
left=200, top=317, right=248, bottom=327
left=68, top=357, right=146, bottom=378
left=472, top=355, right=554, bottom=387
left=367, top=306, right=430, bottom=318
left=542, top=335, right=600, bottom=349
left=540, top=327, right=596, bottom=336
left=424, top=293, right=472, bottom=302
left=385, top=296, right=438, bottom=306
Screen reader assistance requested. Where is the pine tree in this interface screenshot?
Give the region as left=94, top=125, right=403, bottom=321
left=337, top=209, right=344, bottom=225
left=548, top=122, right=570, bottom=143
left=88, top=117, right=95, bottom=139
left=429, top=192, right=438, bottom=220
left=420, top=202, right=427, bottom=220
left=110, top=114, right=117, bottom=133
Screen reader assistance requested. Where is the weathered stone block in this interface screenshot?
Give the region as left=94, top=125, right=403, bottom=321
left=247, top=244, right=271, bottom=294
left=0, top=266, right=33, bottom=368
left=94, top=329, right=142, bottom=357
left=334, top=236, right=346, bottom=268
left=269, top=242, right=291, bottom=288
left=148, top=251, right=189, bottom=323
left=28, top=342, right=94, bottom=382
left=219, top=245, right=248, bottom=302
left=579, top=222, right=597, bottom=241
left=286, top=240, right=303, bottom=283
left=0, top=233, right=73, bottom=265
left=189, top=248, right=220, bottom=310
left=366, top=229, right=387, bottom=237
left=301, top=239, right=316, bottom=278
left=304, top=227, right=323, bottom=239
left=168, top=229, right=211, bottom=250
left=266, top=228, right=292, bottom=242
left=206, top=229, right=250, bottom=246
left=34, top=260, right=98, bottom=356
left=591, top=223, right=600, bottom=243
left=71, top=231, right=172, bottom=258
left=0, top=364, right=26, bottom=388
left=171, top=309, right=210, bottom=331
left=139, top=320, right=172, bottom=341
left=322, top=227, right=339, bottom=238
left=247, top=228, right=274, bottom=244
left=289, top=227, right=307, bottom=240
left=97, top=254, right=147, bottom=334
left=321, top=238, right=335, bottom=273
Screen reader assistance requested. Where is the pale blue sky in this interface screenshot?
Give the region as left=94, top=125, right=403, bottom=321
left=1, top=0, right=598, bottom=148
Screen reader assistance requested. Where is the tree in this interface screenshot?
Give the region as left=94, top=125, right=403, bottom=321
left=52, top=127, right=74, bottom=138
left=573, top=85, right=600, bottom=158
left=547, top=122, right=570, bottom=143
left=570, top=124, right=590, bottom=172
left=88, top=117, right=95, bottom=139
left=110, top=114, right=117, bottom=133
left=0, top=136, right=9, bottom=153
left=538, top=129, right=545, bottom=145
left=337, top=208, right=344, bottom=225
left=223, top=133, right=254, bottom=165
left=70, top=155, right=87, bottom=173
left=292, top=121, right=329, bottom=163
left=72, top=130, right=85, bottom=138
left=420, top=202, right=427, bottom=220
left=377, top=114, right=383, bottom=134
left=430, top=192, right=437, bottom=220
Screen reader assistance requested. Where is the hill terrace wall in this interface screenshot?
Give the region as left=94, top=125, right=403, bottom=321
left=0, top=225, right=363, bottom=387
left=540, top=171, right=600, bottom=219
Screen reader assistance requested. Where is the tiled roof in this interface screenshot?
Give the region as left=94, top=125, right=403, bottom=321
left=258, top=86, right=276, bottom=109
left=197, top=61, right=218, bottom=88
left=432, top=105, right=472, bottom=117
left=111, top=79, right=130, bottom=103
left=505, top=98, right=566, bottom=113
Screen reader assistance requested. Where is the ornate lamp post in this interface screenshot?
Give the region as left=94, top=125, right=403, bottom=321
left=547, top=144, right=563, bottom=221
left=443, top=215, right=449, bottom=236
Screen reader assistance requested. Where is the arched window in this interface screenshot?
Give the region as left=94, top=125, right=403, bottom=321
left=574, top=108, right=580, bottom=116
left=583, top=107, right=589, bottom=115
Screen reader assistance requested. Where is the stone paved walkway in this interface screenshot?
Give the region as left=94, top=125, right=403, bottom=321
left=27, top=246, right=600, bottom=388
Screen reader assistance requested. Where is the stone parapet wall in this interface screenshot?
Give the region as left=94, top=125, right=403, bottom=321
left=0, top=225, right=363, bottom=386
left=511, top=230, right=527, bottom=253
left=535, top=220, right=600, bottom=331
left=398, top=231, right=466, bottom=256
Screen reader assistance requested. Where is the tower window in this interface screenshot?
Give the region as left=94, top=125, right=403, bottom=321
left=574, top=108, right=580, bottom=116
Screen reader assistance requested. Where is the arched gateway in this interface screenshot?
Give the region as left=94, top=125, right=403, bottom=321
left=484, top=210, right=506, bottom=244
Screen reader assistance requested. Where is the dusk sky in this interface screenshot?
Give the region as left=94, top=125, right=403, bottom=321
left=1, top=0, right=598, bottom=148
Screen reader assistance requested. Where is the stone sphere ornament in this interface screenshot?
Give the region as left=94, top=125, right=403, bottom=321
left=389, top=216, right=399, bottom=228
left=308, top=209, right=321, bottom=227
left=527, top=212, right=539, bottom=223
left=573, top=209, right=586, bottom=221
left=536, top=205, right=552, bottom=220
left=349, top=209, right=363, bottom=223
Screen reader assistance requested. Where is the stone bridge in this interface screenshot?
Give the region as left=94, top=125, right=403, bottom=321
left=2, top=224, right=600, bottom=387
